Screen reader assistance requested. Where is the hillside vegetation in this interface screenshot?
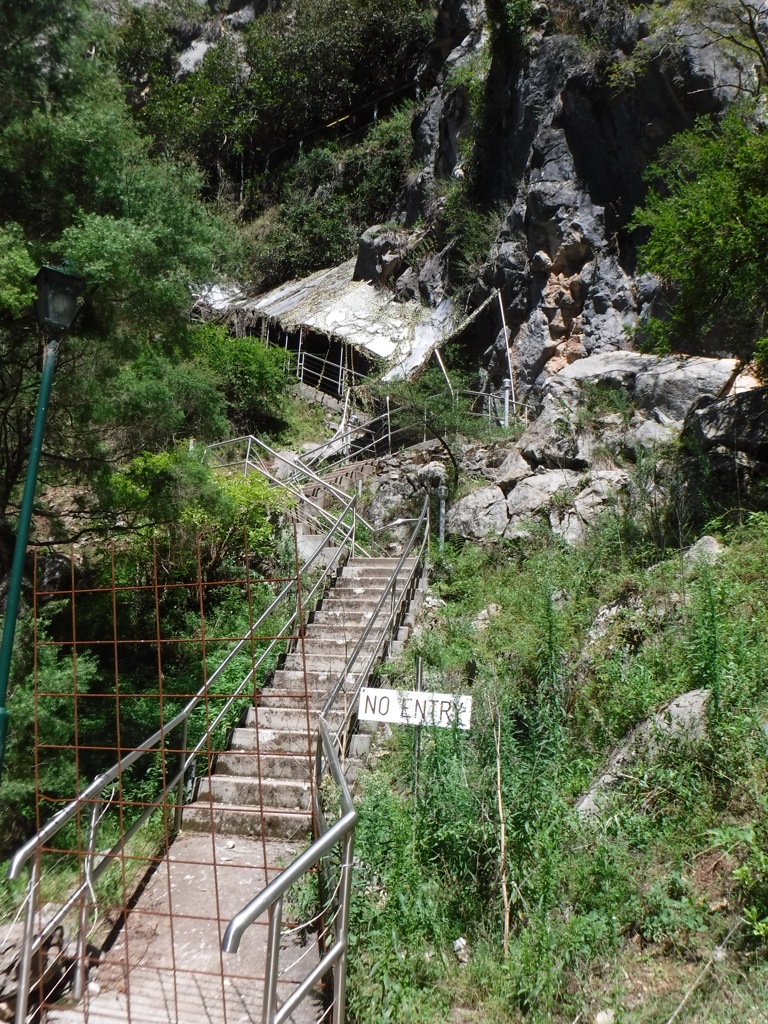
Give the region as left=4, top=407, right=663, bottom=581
left=2, top=1, right=768, bottom=1022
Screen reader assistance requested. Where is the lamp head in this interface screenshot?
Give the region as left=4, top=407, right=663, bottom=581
left=34, top=265, right=85, bottom=336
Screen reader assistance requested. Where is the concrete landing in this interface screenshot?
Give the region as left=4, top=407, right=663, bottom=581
left=47, top=834, right=323, bottom=1024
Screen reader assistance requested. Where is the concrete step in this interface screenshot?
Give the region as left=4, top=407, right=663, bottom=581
left=300, top=622, right=371, bottom=641
left=255, top=688, right=328, bottom=708
left=313, top=598, right=382, bottom=614
left=244, top=707, right=344, bottom=731
left=283, top=652, right=376, bottom=673
left=183, top=802, right=312, bottom=839
left=215, top=750, right=313, bottom=780
left=268, top=668, right=339, bottom=689
left=335, top=577, right=413, bottom=592
left=345, top=557, right=417, bottom=568
left=326, top=581, right=394, bottom=595
left=231, top=726, right=314, bottom=753
left=311, top=609, right=378, bottom=627
left=198, top=775, right=311, bottom=810
left=286, top=637, right=378, bottom=657
left=317, top=594, right=385, bottom=611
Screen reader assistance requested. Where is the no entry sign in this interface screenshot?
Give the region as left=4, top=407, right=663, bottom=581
left=358, top=687, right=472, bottom=730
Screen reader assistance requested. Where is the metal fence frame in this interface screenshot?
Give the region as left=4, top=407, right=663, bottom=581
left=5, top=498, right=360, bottom=1024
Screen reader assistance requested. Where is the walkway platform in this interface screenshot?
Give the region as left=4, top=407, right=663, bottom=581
left=47, top=834, right=321, bottom=1024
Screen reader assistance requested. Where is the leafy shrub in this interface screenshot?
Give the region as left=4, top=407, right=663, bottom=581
left=632, top=105, right=768, bottom=355
left=193, top=323, right=295, bottom=431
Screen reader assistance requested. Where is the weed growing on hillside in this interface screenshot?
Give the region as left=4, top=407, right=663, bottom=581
left=346, top=511, right=768, bottom=1022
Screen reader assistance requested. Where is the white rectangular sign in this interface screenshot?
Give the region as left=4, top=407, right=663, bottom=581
left=358, top=687, right=472, bottom=730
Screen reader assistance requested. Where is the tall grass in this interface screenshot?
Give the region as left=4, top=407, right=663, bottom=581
left=346, top=511, right=768, bottom=1021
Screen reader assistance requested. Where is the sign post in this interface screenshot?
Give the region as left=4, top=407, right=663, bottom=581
left=413, top=657, right=423, bottom=805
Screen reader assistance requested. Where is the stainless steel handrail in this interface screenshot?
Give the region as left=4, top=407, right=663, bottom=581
left=207, top=434, right=380, bottom=549
left=320, top=495, right=430, bottom=741
left=222, top=719, right=357, bottom=1024
left=220, top=496, right=430, bottom=1024
left=5, top=495, right=360, bottom=1024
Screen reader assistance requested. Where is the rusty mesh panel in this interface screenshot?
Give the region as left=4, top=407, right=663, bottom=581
left=22, top=533, right=324, bottom=1024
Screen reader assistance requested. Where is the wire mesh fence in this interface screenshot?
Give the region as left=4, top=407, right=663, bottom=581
left=3, top=533, right=334, bottom=1024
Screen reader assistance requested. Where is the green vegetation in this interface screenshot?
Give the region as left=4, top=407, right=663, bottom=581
left=117, top=0, right=430, bottom=197
left=247, top=103, right=417, bottom=290
left=0, top=458, right=291, bottom=854
left=346, top=514, right=768, bottom=1022
left=633, top=104, right=768, bottom=360
left=371, top=365, right=526, bottom=488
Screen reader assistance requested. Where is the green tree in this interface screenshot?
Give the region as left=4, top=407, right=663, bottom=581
left=193, top=324, right=296, bottom=432
left=632, top=105, right=768, bottom=354
left=123, top=0, right=430, bottom=191
left=0, top=1, right=240, bottom=559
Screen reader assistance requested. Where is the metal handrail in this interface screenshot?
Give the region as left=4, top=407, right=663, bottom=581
left=208, top=435, right=356, bottom=517
left=289, top=386, right=534, bottom=484
left=320, top=495, right=430, bottom=741
left=222, top=719, right=356, bottom=1024
left=220, top=496, right=430, bottom=1024
left=6, top=496, right=360, bottom=1024
left=296, top=349, right=368, bottom=386
left=207, top=434, right=381, bottom=548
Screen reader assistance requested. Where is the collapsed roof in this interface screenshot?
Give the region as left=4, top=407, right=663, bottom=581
left=199, top=258, right=458, bottom=380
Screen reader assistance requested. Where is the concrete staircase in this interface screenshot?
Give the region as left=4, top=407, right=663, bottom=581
left=298, top=459, right=376, bottom=504
left=183, top=556, right=421, bottom=841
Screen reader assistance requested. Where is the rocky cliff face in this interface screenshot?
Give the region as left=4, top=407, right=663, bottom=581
left=392, top=0, right=753, bottom=399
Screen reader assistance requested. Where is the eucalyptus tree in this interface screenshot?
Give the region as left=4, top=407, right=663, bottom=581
left=0, top=0, right=242, bottom=565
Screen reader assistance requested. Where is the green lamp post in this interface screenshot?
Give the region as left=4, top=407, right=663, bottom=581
left=0, top=265, right=85, bottom=781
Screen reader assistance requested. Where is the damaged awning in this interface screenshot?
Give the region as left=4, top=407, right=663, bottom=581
left=198, top=259, right=458, bottom=380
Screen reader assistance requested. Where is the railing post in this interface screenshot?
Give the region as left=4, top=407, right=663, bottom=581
left=333, top=828, right=356, bottom=1024
left=262, top=897, right=284, bottom=1024
left=502, top=378, right=511, bottom=430
left=74, top=799, right=101, bottom=1002
left=438, top=484, right=447, bottom=550
left=386, top=395, right=391, bottom=454
left=245, top=436, right=252, bottom=478
left=15, top=857, right=39, bottom=1024
left=175, top=717, right=189, bottom=835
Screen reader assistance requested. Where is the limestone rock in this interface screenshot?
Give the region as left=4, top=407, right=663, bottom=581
left=511, top=308, right=559, bottom=394
left=549, top=351, right=741, bottom=422
left=576, top=689, right=710, bottom=816
left=683, top=535, right=723, bottom=565
left=366, top=475, right=412, bottom=528
left=394, top=267, right=419, bottom=302
left=627, top=417, right=677, bottom=450
left=683, top=386, right=768, bottom=462
left=472, top=604, right=501, bottom=630
left=550, top=351, right=650, bottom=394
left=412, top=461, right=448, bottom=489
left=505, top=468, right=583, bottom=526
left=354, top=225, right=409, bottom=286
left=445, top=485, right=508, bottom=540
left=494, top=448, right=533, bottom=489
left=634, top=356, right=740, bottom=421
left=516, top=392, right=592, bottom=470
left=552, top=469, right=629, bottom=545
left=271, top=451, right=298, bottom=481
left=418, top=250, right=449, bottom=307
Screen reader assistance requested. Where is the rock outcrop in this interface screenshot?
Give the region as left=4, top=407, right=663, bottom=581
left=682, top=386, right=768, bottom=511
left=576, top=689, right=710, bottom=817
left=399, top=0, right=753, bottom=397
